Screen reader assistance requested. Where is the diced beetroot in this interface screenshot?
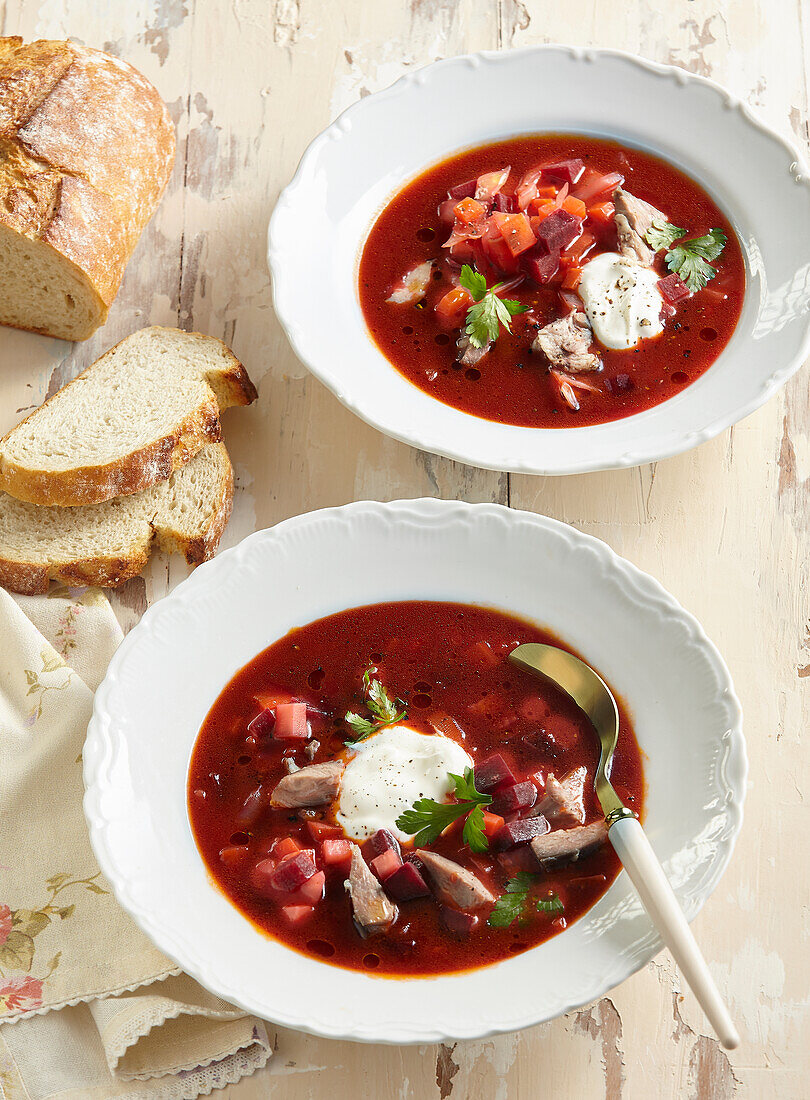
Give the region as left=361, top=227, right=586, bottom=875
left=321, top=838, right=353, bottom=868
left=497, top=845, right=539, bottom=875
left=361, top=829, right=401, bottom=862
left=219, top=844, right=248, bottom=867
left=542, top=158, right=585, bottom=185
left=438, top=198, right=457, bottom=227
left=235, top=785, right=271, bottom=828
left=306, top=821, right=343, bottom=842
left=535, top=209, right=582, bottom=252
left=523, top=245, right=560, bottom=286
left=384, top=861, right=431, bottom=901
left=370, top=848, right=403, bottom=882
left=448, top=177, right=478, bottom=201
left=658, top=272, right=691, bottom=304
left=405, top=852, right=426, bottom=873
left=493, top=192, right=517, bottom=213
left=292, top=869, right=325, bottom=905
left=474, top=753, right=517, bottom=793
left=492, top=814, right=551, bottom=850
left=492, top=780, right=537, bottom=816
left=274, top=701, right=310, bottom=741
left=441, top=907, right=479, bottom=935
left=280, top=904, right=314, bottom=926
left=247, top=707, right=275, bottom=738
left=267, top=850, right=317, bottom=892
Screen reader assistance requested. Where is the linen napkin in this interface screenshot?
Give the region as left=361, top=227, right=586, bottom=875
left=0, top=585, right=271, bottom=1099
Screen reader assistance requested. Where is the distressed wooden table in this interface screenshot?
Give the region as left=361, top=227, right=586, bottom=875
left=0, top=1, right=807, bottom=1096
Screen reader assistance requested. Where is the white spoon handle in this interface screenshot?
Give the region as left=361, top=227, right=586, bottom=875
left=608, top=815, right=739, bottom=1050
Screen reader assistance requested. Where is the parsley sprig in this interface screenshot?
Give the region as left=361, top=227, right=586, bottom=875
left=395, top=767, right=492, bottom=852
left=344, top=666, right=406, bottom=747
left=488, top=874, right=564, bottom=928
left=459, top=265, right=526, bottom=349
left=644, top=220, right=728, bottom=293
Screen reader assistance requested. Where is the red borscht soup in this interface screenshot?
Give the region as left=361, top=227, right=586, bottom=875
left=359, top=134, right=745, bottom=428
left=188, top=601, right=644, bottom=976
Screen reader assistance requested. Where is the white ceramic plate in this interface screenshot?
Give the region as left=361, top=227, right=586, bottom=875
left=84, top=499, right=746, bottom=1044
left=268, top=45, right=810, bottom=475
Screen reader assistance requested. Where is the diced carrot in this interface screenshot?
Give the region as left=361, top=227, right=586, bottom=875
left=306, top=821, right=343, bottom=842
left=435, top=286, right=473, bottom=328
left=531, top=200, right=558, bottom=221
left=482, top=811, right=505, bottom=839
left=534, top=185, right=558, bottom=202
left=562, top=229, right=596, bottom=265
left=561, top=265, right=583, bottom=290
left=453, top=197, right=487, bottom=226
left=280, top=904, right=314, bottom=926
left=273, top=836, right=302, bottom=860
left=219, top=844, right=248, bottom=867
left=321, top=838, right=353, bottom=867
left=481, top=219, right=519, bottom=275
left=588, top=201, right=614, bottom=228
left=561, top=196, right=587, bottom=220
left=491, top=211, right=536, bottom=257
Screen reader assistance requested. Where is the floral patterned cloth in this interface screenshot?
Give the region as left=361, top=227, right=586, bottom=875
left=0, top=586, right=271, bottom=1099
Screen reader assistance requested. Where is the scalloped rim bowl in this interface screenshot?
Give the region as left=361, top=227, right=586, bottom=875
left=268, top=45, right=810, bottom=475
left=84, top=499, right=746, bottom=1044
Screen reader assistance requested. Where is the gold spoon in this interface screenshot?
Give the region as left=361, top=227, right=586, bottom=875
left=509, top=642, right=740, bottom=1050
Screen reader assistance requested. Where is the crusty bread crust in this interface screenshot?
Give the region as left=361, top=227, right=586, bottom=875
left=0, top=36, right=175, bottom=339
left=0, top=444, right=234, bottom=594
left=0, top=328, right=257, bottom=506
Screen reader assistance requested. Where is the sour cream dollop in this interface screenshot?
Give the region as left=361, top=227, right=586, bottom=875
left=578, top=252, right=664, bottom=350
left=336, top=725, right=473, bottom=842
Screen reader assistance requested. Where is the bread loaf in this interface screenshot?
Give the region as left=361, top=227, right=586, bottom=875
left=0, top=36, right=175, bottom=341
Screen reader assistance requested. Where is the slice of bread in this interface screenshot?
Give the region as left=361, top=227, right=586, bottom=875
left=0, top=327, right=257, bottom=506
left=0, top=442, right=233, bottom=594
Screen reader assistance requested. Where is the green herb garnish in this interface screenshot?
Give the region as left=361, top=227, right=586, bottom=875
left=644, top=218, right=685, bottom=254
left=344, top=665, right=406, bottom=746
left=459, top=264, right=526, bottom=349
left=395, top=766, right=492, bottom=851
left=664, top=228, right=728, bottom=293
left=536, top=893, right=565, bottom=915
left=487, top=872, right=535, bottom=928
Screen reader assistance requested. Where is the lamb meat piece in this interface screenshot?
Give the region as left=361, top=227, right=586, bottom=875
left=416, top=849, right=495, bottom=911
left=532, top=312, right=601, bottom=373
left=345, top=844, right=398, bottom=933
left=534, top=765, right=587, bottom=825
left=613, top=187, right=668, bottom=266
left=530, top=819, right=608, bottom=864
left=270, top=760, right=343, bottom=808
left=457, top=330, right=491, bottom=367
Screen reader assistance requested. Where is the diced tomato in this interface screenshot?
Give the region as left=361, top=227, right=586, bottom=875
left=291, top=869, right=325, bottom=905
left=561, top=196, right=587, bottom=220
left=481, top=220, right=519, bottom=275
left=562, top=229, right=596, bottom=265
left=454, top=197, right=487, bottom=227
left=370, top=848, right=403, bottom=882
left=491, top=211, right=536, bottom=258
left=274, top=701, right=309, bottom=741
left=273, top=836, right=302, bottom=860
left=588, top=201, right=614, bottom=228
left=280, top=904, right=314, bottom=926
left=306, top=821, right=343, bottom=842
left=482, top=811, right=505, bottom=839
left=435, top=286, right=473, bottom=328
left=321, top=838, right=353, bottom=869
left=219, top=844, right=248, bottom=867
left=475, top=166, right=510, bottom=203
left=572, top=169, right=624, bottom=204
left=561, top=265, right=583, bottom=290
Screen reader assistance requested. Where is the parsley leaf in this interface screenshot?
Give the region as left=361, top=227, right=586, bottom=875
left=395, top=766, right=492, bottom=850
left=458, top=264, right=527, bottom=350
left=644, top=218, right=685, bottom=254
left=344, top=665, right=406, bottom=746
left=488, top=872, right=536, bottom=928
left=665, top=228, right=728, bottom=293
left=536, top=893, right=565, bottom=915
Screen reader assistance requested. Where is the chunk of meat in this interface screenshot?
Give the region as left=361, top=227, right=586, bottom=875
left=456, top=330, right=491, bottom=367
left=532, top=312, right=601, bottom=372
left=386, top=261, right=434, bottom=304
left=416, top=849, right=495, bottom=911
left=270, top=760, right=343, bottom=808
left=530, top=819, right=608, bottom=864
left=345, top=844, right=398, bottom=933
left=535, top=766, right=587, bottom=825
left=613, top=187, right=668, bottom=266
